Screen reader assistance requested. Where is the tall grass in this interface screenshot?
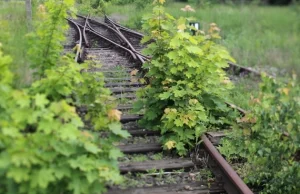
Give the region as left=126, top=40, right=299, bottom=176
left=107, top=3, right=300, bottom=77
left=0, top=1, right=31, bottom=87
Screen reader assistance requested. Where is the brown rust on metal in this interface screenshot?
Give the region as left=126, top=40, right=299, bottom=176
left=202, top=135, right=254, bottom=194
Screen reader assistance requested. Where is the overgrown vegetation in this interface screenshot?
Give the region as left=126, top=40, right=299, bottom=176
left=0, top=0, right=128, bottom=193
left=106, top=2, right=300, bottom=77
left=219, top=74, right=300, bottom=193
left=134, top=0, right=238, bottom=155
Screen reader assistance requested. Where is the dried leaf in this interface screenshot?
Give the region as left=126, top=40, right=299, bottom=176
left=239, top=115, right=257, bottom=123
left=181, top=5, right=195, bottom=12
left=165, top=140, right=176, bottom=150
left=282, top=88, right=290, bottom=95
left=131, top=77, right=138, bottom=83
left=81, top=131, right=93, bottom=140
left=108, top=109, right=122, bottom=121
left=159, top=0, right=166, bottom=4
left=177, top=24, right=186, bottom=31
left=130, top=69, right=139, bottom=76
left=221, top=79, right=231, bottom=85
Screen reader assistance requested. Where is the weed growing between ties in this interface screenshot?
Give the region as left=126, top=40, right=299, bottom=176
left=219, top=74, right=300, bottom=194
left=0, top=0, right=129, bottom=193
left=134, top=0, right=238, bottom=156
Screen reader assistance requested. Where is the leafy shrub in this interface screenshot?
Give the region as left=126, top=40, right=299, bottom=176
left=219, top=74, right=300, bottom=193
left=28, top=0, right=74, bottom=78
left=0, top=0, right=128, bottom=193
left=0, top=49, right=125, bottom=194
left=134, top=1, right=237, bottom=155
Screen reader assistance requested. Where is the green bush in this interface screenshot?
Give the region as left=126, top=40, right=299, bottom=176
left=220, top=74, right=300, bottom=193
left=0, top=0, right=127, bottom=193
left=134, top=1, right=237, bottom=155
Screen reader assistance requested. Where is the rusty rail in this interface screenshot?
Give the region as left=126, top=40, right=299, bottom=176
left=67, top=18, right=82, bottom=62
left=68, top=18, right=138, bottom=61
left=82, top=15, right=90, bottom=48
left=77, top=14, right=125, bottom=45
left=104, top=16, right=145, bottom=64
left=78, top=14, right=146, bottom=65
left=86, top=19, right=144, bottom=64
left=104, top=15, right=144, bottom=39
left=202, top=135, right=254, bottom=194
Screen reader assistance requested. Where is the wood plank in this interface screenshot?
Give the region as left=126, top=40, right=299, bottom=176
left=77, top=105, right=135, bottom=113
left=121, top=115, right=142, bottom=122
left=119, top=143, right=162, bottom=154
left=111, top=87, right=139, bottom=94
left=101, top=70, right=132, bottom=73
left=206, top=132, right=226, bottom=146
left=227, top=62, right=261, bottom=77
left=119, top=158, right=194, bottom=173
left=114, top=94, right=136, bottom=99
left=105, top=82, right=145, bottom=87
left=106, top=182, right=224, bottom=194
left=105, top=77, right=131, bottom=82
left=128, top=129, right=160, bottom=137
left=117, top=105, right=133, bottom=110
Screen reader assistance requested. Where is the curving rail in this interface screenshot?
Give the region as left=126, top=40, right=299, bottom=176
left=68, top=18, right=138, bottom=61
left=67, top=18, right=83, bottom=62
left=82, top=15, right=90, bottom=48
left=104, top=15, right=144, bottom=39
left=77, top=14, right=147, bottom=64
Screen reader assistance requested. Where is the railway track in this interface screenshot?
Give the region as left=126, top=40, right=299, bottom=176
left=64, top=14, right=255, bottom=194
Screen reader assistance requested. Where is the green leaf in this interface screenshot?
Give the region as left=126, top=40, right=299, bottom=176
left=109, top=149, right=123, bottom=160
left=57, top=123, right=79, bottom=140
left=0, top=152, right=10, bottom=169
left=186, top=46, right=204, bottom=56
left=173, top=90, right=185, bottom=97
left=84, top=142, right=101, bottom=154
left=35, top=94, right=49, bottom=108
left=51, top=140, right=76, bottom=156
left=7, top=167, right=30, bottom=183
left=158, top=92, right=171, bottom=100
left=68, top=175, right=87, bottom=194
left=108, top=123, right=131, bottom=138
left=31, top=168, right=55, bottom=189
left=52, top=166, right=71, bottom=180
